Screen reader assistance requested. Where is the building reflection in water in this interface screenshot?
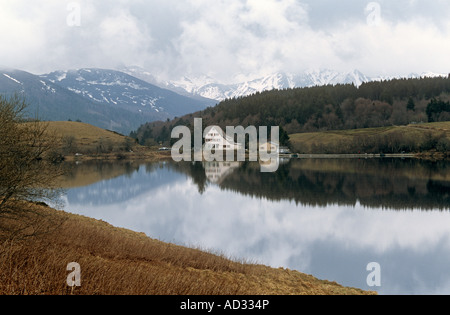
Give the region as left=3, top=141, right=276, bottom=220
left=203, top=161, right=241, bottom=184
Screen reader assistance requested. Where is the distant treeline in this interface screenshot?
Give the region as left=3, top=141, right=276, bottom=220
left=131, top=75, right=450, bottom=147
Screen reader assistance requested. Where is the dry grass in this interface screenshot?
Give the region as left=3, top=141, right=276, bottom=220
left=43, top=121, right=131, bottom=151
left=290, top=122, right=450, bottom=154
left=0, top=203, right=375, bottom=295
left=24, top=121, right=172, bottom=162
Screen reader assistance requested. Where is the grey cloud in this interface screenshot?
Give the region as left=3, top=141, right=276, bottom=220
left=1, top=0, right=449, bottom=80
left=303, top=0, right=450, bottom=30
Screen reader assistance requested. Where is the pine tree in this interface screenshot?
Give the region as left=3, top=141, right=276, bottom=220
left=407, top=98, right=415, bottom=111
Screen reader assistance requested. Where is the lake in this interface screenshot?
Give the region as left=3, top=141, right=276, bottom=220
left=59, top=158, right=450, bottom=295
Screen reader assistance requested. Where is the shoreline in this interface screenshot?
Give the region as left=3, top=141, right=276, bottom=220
left=61, top=149, right=173, bottom=162
left=61, top=150, right=449, bottom=163
left=292, top=153, right=417, bottom=159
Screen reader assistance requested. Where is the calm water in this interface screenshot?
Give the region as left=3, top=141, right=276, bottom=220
left=60, top=158, right=450, bottom=295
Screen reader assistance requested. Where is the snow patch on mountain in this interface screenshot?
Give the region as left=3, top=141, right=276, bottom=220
left=40, top=80, right=56, bottom=94
left=3, top=73, right=22, bottom=85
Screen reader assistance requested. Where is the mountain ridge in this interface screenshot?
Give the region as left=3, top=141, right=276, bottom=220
left=0, top=68, right=216, bottom=135
left=121, top=66, right=449, bottom=101
left=41, top=68, right=215, bottom=118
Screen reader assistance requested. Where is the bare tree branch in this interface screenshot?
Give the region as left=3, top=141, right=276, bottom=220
left=0, top=94, right=65, bottom=240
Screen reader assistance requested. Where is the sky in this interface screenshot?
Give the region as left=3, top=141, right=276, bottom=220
left=1, top=0, right=450, bottom=83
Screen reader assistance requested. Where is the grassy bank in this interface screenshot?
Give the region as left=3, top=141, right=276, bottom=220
left=290, top=122, right=450, bottom=156
left=30, top=121, right=171, bottom=162
left=0, top=203, right=375, bottom=295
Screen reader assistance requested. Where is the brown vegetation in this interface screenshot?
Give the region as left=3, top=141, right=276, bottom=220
left=35, top=121, right=171, bottom=162
left=290, top=122, right=450, bottom=155
left=0, top=95, right=63, bottom=238
left=0, top=203, right=375, bottom=295
left=42, top=121, right=136, bottom=155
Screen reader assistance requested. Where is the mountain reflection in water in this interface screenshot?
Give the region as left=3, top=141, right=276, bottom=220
left=61, top=158, right=450, bottom=295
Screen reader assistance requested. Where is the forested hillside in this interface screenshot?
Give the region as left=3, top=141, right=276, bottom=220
left=132, top=75, right=450, bottom=147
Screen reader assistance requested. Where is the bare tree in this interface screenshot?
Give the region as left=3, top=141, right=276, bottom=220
left=62, top=135, right=77, bottom=154
left=0, top=95, right=63, bottom=239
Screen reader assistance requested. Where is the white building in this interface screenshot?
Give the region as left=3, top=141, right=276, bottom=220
left=204, top=126, right=243, bottom=151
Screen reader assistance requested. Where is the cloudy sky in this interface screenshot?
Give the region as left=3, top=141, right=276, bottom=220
left=1, top=0, right=450, bottom=82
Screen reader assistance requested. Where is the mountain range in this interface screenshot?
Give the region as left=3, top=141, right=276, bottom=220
left=166, top=69, right=371, bottom=101
left=0, top=68, right=216, bottom=135
left=1, top=66, right=448, bottom=135
left=122, top=66, right=449, bottom=101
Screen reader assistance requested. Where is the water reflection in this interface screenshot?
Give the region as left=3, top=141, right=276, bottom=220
left=204, top=161, right=241, bottom=184
left=61, top=158, right=450, bottom=295
left=183, top=158, right=450, bottom=210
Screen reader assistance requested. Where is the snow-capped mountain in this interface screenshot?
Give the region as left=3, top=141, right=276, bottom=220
left=0, top=68, right=154, bottom=134
left=162, top=69, right=370, bottom=101
left=41, top=69, right=215, bottom=119
left=0, top=68, right=216, bottom=134
left=187, top=69, right=447, bottom=101
left=120, top=67, right=371, bottom=101
left=371, top=72, right=448, bottom=82
left=119, top=66, right=219, bottom=103
left=43, top=69, right=165, bottom=113
left=122, top=66, right=448, bottom=102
